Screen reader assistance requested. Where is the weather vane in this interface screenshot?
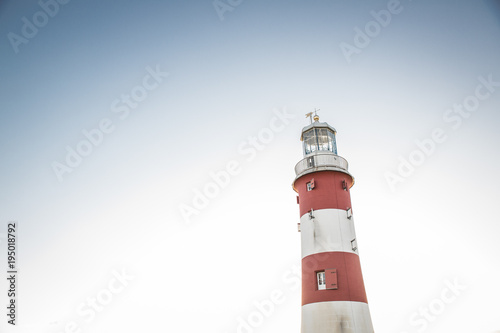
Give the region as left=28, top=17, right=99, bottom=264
left=305, top=108, right=320, bottom=124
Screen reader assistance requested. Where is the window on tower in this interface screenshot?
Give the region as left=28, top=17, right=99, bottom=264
left=317, top=271, right=326, bottom=290
left=306, top=178, right=315, bottom=191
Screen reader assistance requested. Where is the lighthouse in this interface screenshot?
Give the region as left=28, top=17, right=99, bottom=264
left=293, top=113, right=374, bottom=332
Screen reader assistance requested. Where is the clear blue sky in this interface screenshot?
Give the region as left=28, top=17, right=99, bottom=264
left=1, top=1, right=500, bottom=332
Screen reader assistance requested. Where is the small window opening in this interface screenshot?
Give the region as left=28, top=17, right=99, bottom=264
left=317, top=271, right=326, bottom=290
left=307, top=178, right=315, bottom=191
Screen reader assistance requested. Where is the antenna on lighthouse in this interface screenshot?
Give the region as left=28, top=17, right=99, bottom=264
left=306, top=108, right=320, bottom=124
left=313, top=108, right=320, bottom=122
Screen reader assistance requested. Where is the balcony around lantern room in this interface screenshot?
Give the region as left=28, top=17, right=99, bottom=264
left=294, top=151, right=350, bottom=180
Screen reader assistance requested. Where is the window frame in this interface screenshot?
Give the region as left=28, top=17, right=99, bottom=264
left=317, top=271, right=326, bottom=290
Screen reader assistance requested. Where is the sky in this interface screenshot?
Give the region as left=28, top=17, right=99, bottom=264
left=1, top=0, right=500, bottom=332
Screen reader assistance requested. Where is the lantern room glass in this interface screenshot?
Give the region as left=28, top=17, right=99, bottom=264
left=303, top=128, right=337, bottom=155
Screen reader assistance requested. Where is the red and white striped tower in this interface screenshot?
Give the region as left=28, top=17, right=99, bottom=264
left=293, top=113, right=374, bottom=333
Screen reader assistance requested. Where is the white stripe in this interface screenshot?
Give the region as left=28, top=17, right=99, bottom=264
left=300, top=208, right=359, bottom=259
left=302, top=301, right=374, bottom=333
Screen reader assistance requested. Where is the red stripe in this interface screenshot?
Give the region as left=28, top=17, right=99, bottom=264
left=294, top=171, right=353, bottom=217
left=302, top=252, right=368, bottom=306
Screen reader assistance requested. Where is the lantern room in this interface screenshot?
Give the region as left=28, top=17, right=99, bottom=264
left=300, top=117, right=338, bottom=156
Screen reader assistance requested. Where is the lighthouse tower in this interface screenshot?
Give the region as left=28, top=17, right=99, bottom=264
left=293, top=113, right=374, bottom=333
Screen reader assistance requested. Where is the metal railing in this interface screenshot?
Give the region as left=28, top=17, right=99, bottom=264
left=294, top=153, right=349, bottom=177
